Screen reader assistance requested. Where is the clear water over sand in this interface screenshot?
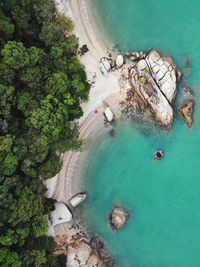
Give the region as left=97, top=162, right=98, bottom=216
left=84, top=1, right=200, bottom=266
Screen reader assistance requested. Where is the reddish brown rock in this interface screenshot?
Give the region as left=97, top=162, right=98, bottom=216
left=179, top=100, right=194, bottom=127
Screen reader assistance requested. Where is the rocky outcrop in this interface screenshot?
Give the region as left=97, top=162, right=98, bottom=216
left=67, top=240, right=105, bottom=267
left=109, top=206, right=129, bottom=231
left=130, top=50, right=180, bottom=126
left=146, top=50, right=179, bottom=103
left=179, top=100, right=194, bottom=127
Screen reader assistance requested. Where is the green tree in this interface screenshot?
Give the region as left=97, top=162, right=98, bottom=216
left=39, top=152, right=62, bottom=180
left=0, top=135, right=18, bottom=176
left=29, top=95, right=68, bottom=140
left=0, top=228, right=29, bottom=246
left=0, top=10, right=14, bottom=45
left=0, top=84, right=14, bottom=120
left=1, top=41, right=29, bottom=70
left=0, top=248, right=21, bottom=267
left=28, top=135, right=49, bottom=163
left=32, top=215, right=48, bottom=237
left=0, top=0, right=90, bottom=265
left=40, top=14, right=74, bottom=46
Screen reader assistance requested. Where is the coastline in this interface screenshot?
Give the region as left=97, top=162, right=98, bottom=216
left=44, top=3, right=125, bottom=263
left=45, top=0, right=123, bottom=204
left=44, top=1, right=183, bottom=266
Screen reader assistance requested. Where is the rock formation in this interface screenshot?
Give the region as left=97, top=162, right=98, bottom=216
left=116, top=55, right=124, bottom=67
left=109, top=206, right=129, bottom=231
left=146, top=50, right=178, bottom=103
left=154, top=150, right=164, bottom=159
left=179, top=99, right=194, bottom=127
left=67, top=240, right=105, bottom=267
left=129, top=50, right=180, bottom=126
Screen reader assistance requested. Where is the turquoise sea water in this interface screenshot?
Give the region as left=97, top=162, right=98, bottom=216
left=84, top=1, right=200, bottom=266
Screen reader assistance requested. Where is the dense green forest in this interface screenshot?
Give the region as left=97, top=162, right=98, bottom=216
left=0, top=0, right=90, bottom=266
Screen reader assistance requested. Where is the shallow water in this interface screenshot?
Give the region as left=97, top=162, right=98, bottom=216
left=84, top=1, right=200, bottom=266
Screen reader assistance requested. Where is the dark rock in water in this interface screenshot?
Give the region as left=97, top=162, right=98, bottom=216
left=183, top=55, right=192, bottom=77
left=179, top=99, right=194, bottom=127
left=154, top=150, right=164, bottom=159
left=90, top=236, right=116, bottom=266
left=109, top=206, right=129, bottom=231
left=109, top=129, right=116, bottom=137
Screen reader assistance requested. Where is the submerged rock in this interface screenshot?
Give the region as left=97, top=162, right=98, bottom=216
left=109, top=128, right=116, bottom=137
left=179, top=99, right=194, bottom=127
left=183, top=55, right=192, bottom=77
left=109, top=206, right=129, bottom=231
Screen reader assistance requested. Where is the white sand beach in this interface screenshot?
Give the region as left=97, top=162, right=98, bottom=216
left=45, top=0, right=124, bottom=204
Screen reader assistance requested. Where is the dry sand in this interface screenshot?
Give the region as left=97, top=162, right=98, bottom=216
left=44, top=0, right=126, bottom=204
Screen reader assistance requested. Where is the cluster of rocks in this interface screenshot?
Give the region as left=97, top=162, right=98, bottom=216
left=125, top=51, right=146, bottom=61
left=129, top=50, right=180, bottom=127
left=53, top=210, right=116, bottom=267
left=65, top=236, right=115, bottom=267
left=67, top=240, right=105, bottom=267
left=179, top=81, right=194, bottom=127
left=102, top=49, right=195, bottom=128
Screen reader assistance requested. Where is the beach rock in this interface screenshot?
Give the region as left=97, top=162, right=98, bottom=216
left=146, top=50, right=178, bottom=103
left=116, top=55, right=124, bottom=67
left=104, top=107, right=114, bottom=122
left=67, top=241, right=105, bottom=267
left=90, top=237, right=115, bottom=266
left=131, top=51, right=146, bottom=60
left=179, top=99, right=194, bottom=127
left=100, top=57, right=111, bottom=75
left=50, top=202, right=72, bottom=226
left=109, top=206, right=129, bottom=231
left=69, top=193, right=87, bottom=208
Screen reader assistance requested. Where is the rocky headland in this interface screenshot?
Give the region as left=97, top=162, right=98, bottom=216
left=124, top=50, right=180, bottom=127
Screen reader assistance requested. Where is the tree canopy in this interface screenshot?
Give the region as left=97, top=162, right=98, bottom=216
left=0, top=0, right=90, bottom=266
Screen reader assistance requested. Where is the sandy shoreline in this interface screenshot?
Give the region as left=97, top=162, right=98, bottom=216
left=45, top=0, right=124, bottom=204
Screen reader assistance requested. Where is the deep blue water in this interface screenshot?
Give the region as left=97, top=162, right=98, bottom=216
left=84, top=1, right=200, bottom=266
